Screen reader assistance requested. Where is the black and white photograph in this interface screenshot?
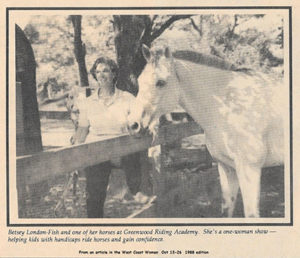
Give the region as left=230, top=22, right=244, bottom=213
left=2, top=1, right=300, bottom=256
left=11, top=10, right=291, bottom=222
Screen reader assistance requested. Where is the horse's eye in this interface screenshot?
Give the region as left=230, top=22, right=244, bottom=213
left=156, top=80, right=166, bottom=88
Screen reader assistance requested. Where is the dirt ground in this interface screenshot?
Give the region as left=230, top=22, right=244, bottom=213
left=22, top=118, right=285, bottom=218
left=24, top=163, right=284, bottom=218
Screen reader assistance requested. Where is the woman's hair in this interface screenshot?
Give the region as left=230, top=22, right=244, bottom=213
left=90, top=57, right=118, bottom=85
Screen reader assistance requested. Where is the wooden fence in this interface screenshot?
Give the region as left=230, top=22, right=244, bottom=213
left=16, top=121, right=214, bottom=217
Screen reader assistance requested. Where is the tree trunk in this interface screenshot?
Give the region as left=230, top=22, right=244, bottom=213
left=113, top=15, right=192, bottom=96
left=71, top=15, right=89, bottom=87
left=113, top=15, right=151, bottom=96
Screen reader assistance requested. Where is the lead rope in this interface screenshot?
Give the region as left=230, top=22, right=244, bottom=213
left=174, top=60, right=181, bottom=83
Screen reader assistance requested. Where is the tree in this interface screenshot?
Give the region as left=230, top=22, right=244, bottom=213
left=23, top=24, right=40, bottom=44
left=25, top=14, right=283, bottom=101
left=24, top=15, right=76, bottom=100
left=113, top=15, right=192, bottom=95
left=188, top=14, right=283, bottom=73
left=70, top=15, right=89, bottom=87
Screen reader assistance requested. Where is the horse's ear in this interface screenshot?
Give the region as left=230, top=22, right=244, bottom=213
left=142, top=44, right=151, bottom=62
left=164, top=47, right=171, bottom=58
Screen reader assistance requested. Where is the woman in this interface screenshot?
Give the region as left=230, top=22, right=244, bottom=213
left=76, top=57, right=134, bottom=137
left=72, top=57, right=145, bottom=218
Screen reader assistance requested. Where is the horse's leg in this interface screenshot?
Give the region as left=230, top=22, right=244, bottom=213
left=235, top=162, right=262, bottom=218
left=218, top=162, right=239, bottom=217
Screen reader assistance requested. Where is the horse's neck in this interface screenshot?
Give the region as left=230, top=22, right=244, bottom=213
left=174, top=59, right=233, bottom=128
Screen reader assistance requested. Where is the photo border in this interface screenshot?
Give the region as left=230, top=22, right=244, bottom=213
left=6, top=6, right=293, bottom=227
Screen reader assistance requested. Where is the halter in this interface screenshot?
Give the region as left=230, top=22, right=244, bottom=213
left=173, top=60, right=182, bottom=84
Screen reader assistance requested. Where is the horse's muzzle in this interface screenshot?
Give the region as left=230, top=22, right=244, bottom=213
left=127, top=121, right=141, bottom=136
left=127, top=121, right=148, bottom=137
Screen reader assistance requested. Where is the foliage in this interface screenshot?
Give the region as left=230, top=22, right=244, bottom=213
left=24, top=15, right=115, bottom=97
left=23, top=13, right=284, bottom=101
left=156, top=14, right=283, bottom=75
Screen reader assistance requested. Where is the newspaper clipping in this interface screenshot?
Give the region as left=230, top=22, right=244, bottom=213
left=1, top=0, right=299, bottom=257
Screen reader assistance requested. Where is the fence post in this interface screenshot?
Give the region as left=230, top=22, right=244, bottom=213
left=138, top=150, right=153, bottom=196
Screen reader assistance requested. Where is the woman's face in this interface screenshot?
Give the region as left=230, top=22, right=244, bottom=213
left=95, top=63, right=114, bottom=86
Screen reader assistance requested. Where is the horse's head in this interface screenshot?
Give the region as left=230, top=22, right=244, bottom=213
left=127, top=45, right=180, bottom=136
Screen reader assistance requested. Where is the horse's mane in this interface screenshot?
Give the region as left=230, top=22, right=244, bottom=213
left=173, top=50, right=250, bottom=73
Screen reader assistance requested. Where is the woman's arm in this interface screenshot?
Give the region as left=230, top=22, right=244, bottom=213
left=71, top=126, right=90, bottom=144
left=69, top=97, right=90, bottom=144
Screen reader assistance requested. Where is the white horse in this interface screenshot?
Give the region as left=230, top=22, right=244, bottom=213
left=127, top=44, right=284, bottom=218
